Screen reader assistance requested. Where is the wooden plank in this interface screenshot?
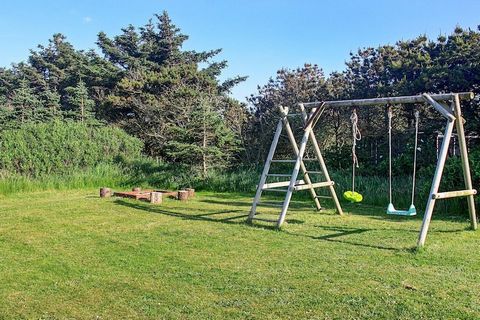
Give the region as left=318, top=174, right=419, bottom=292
left=315, top=195, right=332, bottom=199
left=266, top=174, right=292, bottom=177
left=294, top=181, right=334, bottom=191
left=432, top=189, right=477, bottom=200
left=302, top=92, right=473, bottom=108
left=270, top=159, right=296, bottom=163
left=262, top=181, right=291, bottom=189
left=262, top=188, right=288, bottom=193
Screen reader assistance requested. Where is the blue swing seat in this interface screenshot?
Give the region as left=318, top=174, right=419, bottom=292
left=386, top=203, right=417, bottom=216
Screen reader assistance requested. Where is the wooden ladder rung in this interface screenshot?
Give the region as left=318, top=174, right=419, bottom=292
left=315, top=195, right=332, bottom=199
left=263, top=188, right=288, bottom=193
left=271, top=159, right=296, bottom=163
left=262, top=181, right=290, bottom=189
left=305, top=171, right=323, bottom=174
left=266, top=174, right=292, bottom=177
left=294, top=181, right=334, bottom=191
left=432, top=189, right=477, bottom=200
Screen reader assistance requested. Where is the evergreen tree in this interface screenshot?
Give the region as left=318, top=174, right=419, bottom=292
left=11, top=78, right=41, bottom=124
left=97, top=11, right=246, bottom=172
left=65, top=79, right=95, bottom=123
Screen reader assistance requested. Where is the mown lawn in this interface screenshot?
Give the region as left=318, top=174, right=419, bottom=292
left=0, top=190, right=479, bottom=319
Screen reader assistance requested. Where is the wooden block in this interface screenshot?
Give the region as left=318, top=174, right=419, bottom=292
left=100, top=187, right=111, bottom=198
left=185, top=188, right=195, bottom=198
left=177, top=190, right=189, bottom=201
left=150, top=192, right=163, bottom=204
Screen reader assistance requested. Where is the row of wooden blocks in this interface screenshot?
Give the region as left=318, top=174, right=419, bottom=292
left=99, top=187, right=195, bottom=204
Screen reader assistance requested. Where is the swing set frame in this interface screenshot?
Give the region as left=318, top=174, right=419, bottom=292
left=251, top=92, right=477, bottom=248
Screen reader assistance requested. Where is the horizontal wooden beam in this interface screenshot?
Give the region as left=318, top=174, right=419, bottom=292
left=301, top=92, right=474, bottom=108
left=422, top=94, right=456, bottom=121
left=294, top=181, right=334, bottom=191
left=432, top=189, right=477, bottom=200
left=262, top=181, right=291, bottom=189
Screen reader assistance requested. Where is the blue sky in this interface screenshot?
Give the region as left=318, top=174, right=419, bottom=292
left=1, top=0, right=479, bottom=102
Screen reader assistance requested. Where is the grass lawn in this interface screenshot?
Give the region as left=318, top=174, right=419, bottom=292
left=0, top=190, right=479, bottom=319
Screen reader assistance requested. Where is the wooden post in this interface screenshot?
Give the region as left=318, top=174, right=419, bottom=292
left=280, top=106, right=322, bottom=210
left=299, top=104, right=344, bottom=215
left=452, top=94, right=478, bottom=230
left=185, top=188, right=195, bottom=198
left=150, top=192, right=163, bottom=204
left=178, top=190, right=189, bottom=201
left=100, top=187, right=111, bottom=198
left=277, top=110, right=315, bottom=227
left=417, top=118, right=455, bottom=247
left=248, top=119, right=284, bottom=222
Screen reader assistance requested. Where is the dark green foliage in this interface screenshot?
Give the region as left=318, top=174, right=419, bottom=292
left=64, top=79, right=97, bottom=123
left=248, top=26, right=480, bottom=174
left=0, top=121, right=142, bottom=177
left=97, top=11, right=246, bottom=172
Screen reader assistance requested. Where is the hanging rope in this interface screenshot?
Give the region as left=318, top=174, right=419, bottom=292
left=388, top=106, right=420, bottom=206
left=411, top=110, right=420, bottom=205
left=388, top=105, right=393, bottom=204
left=350, top=109, right=361, bottom=192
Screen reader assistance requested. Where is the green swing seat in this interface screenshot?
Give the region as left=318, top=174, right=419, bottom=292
left=386, top=203, right=417, bottom=216
left=343, top=190, right=363, bottom=203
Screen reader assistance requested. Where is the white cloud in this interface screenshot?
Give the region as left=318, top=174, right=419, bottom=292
left=83, top=16, right=92, bottom=24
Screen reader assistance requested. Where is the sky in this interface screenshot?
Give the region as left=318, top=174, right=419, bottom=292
left=1, top=0, right=479, bottom=102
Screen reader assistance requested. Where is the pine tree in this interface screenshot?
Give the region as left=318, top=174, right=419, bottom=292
left=98, top=11, right=246, bottom=170
left=65, top=79, right=95, bottom=123
left=42, top=88, right=62, bottom=118
left=12, top=78, right=41, bottom=124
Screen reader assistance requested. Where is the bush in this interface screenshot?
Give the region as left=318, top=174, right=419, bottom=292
left=0, top=121, right=143, bottom=177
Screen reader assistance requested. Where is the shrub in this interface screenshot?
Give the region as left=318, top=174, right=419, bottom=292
left=0, top=121, right=143, bottom=177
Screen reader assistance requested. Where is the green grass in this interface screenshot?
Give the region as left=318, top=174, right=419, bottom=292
left=0, top=189, right=479, bottom=319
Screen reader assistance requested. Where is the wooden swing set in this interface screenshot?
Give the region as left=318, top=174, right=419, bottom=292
left=248, top=92, right=478, bottom=247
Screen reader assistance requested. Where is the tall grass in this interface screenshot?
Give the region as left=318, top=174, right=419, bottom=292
left=0, top=159, right=472, bottom=214
left=0, top=164, right=125, bottom=196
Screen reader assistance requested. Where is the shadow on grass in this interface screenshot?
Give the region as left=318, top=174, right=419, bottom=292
left=285, top=226, right=411, bottom=252
left=114, top=199, right=278, bottom=231
left=114, top=197, right=470, bottom=252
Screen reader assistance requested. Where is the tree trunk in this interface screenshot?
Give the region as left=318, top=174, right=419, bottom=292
left=100, top=187, right=111, bottom=198
left=177, top=190, right=189, bottom=201
left=202, top=110, right=207, bottom=177
left=81, top=96, right=84, bottom=123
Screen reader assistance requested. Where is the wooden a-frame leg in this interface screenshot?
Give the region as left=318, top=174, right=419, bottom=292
left=417, top=118, right=455, bottom=247
left=280, top=107, right=322, bottom=210
left=453, top=94, right=477, bottom=230
left=299, top=104, right=344, bottom=215
left=277, top=123, right=313, bottom=227
left=248, top=119, right=284, bottom=222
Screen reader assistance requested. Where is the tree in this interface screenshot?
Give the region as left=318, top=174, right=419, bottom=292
left=97, top=11, right=246, bottom=173
left=65, top=79, right=96, bottom=123
left=246, top=64, right=329, bottom=162
left=11, top=78, right=41, bottom=124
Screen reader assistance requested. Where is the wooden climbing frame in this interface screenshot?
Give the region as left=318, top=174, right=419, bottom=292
left=249, top=92, right=477, bottom=248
